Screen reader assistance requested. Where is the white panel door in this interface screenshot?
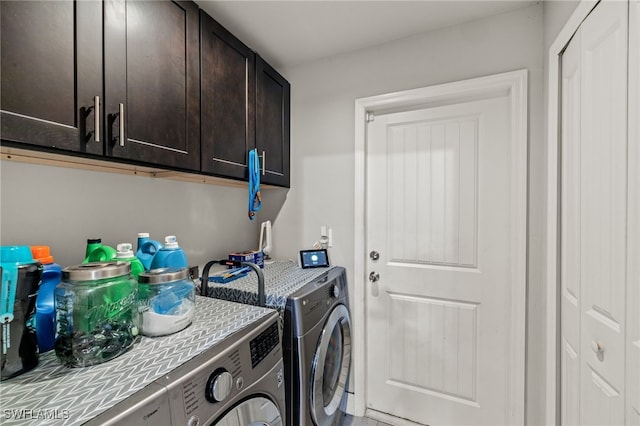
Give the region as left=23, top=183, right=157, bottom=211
left=365, top=91, right=525, bottom=425
left=560, top=1, right=630, bottom=425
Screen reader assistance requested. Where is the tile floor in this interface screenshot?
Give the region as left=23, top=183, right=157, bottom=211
left=342, top=414, right=394, bottom=426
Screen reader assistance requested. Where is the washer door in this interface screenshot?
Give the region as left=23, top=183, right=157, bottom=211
left=310, top=304, right=352, bottom=426
left=213, top=396, right=283, bottom=426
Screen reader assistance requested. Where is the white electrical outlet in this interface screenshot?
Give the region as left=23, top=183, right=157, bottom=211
left=320, top=225, right=329, bottom=249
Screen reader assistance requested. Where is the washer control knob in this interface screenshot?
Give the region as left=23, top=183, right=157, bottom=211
left=330, top=283, right=340, bottom=299
left=205, top=369, right=233, bottom=403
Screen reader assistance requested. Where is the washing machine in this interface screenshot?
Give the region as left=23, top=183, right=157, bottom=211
left=283, top=266, right=352, bottom=426
left=86, top=309, right=286, bottom=426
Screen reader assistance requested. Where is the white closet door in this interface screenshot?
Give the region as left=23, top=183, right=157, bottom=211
left=560, top=18, right=582, bottom=426
left=561, top=1, right=630, bottom=425
left=579, top=2, right=628, bottom=424
left=627, top=1, right=640, bottom=424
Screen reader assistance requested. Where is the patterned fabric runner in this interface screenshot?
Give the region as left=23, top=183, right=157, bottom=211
left=0, top=297, right=272, bottom=426
left=205, top=260, right=334, bottom=311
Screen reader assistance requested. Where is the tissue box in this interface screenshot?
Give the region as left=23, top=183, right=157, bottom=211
left=228, top=250, right=264, bottom=268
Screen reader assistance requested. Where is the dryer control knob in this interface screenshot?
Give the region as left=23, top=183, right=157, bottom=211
left=330, top=283, right=340, bottom=299
left=205, top=369, right=233, bottom=403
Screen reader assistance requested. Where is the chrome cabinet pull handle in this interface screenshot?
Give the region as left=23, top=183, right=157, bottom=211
left=262, top=151, right=266, bottom=176
left=94, top=96, right=100, bottom=142
left=118, top=103, right=125, bottom=147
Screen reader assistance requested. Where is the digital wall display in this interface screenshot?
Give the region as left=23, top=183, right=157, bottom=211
left=299, top=249, right=330, bottom=269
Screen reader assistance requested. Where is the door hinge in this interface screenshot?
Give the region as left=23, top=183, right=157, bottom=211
left=365, top=112, right=374, bottom=123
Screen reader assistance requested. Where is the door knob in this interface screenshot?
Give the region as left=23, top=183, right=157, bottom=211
left=591, top=340, right=604, bottom=354
left=369, top=251, right=380, bottom=261
left=369, top=271, right=380, bottom=282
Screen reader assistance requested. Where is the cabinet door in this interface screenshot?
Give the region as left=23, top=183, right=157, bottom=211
left=256, top=56, right=290, bottom=187
left=200, top=11, right=255, bottom=179
left=0, top=1, right=102, bottom=155
left=104, top=0, right=200, bottom=171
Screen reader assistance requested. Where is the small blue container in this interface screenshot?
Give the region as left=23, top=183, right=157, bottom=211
left=150, top=236, right=188, bottom=270
left=31, top=246, right=62, bottom=353
left=136, top=233, right=163, bottom=271
left=229, top=250, right=264, bottom=268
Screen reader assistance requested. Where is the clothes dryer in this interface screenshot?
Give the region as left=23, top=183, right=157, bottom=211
left=207, top=262, right=352, bottom=426
left=283, top=267, right=352, bottom=426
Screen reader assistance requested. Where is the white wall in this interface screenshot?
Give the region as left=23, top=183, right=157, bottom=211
left=0, top=160, right=265, bottom=271
left=544, top=0, right=581, bottom=51
left=276, top=3, right=545, bottom=423
left=0, top=3, right=584, bottom=423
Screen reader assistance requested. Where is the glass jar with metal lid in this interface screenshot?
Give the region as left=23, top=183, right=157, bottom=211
left=137, top=267, right=195, bottom=336
left=55, top=261, right=138, bottom=367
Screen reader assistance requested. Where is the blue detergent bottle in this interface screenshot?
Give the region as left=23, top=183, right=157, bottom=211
left=136, top=233, right=162, bottom=271
left=150, top=235, right=188, bottom=269
left=30, top=246, right=62, bottom=353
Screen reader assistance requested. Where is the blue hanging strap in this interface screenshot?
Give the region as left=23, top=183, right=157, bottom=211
left=248, top=149, right=262, bottom=220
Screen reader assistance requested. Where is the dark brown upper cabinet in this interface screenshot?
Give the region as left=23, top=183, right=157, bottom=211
left=1, top=1, right=199, bottom=171
left=200, top=12, right=291, bottom=188
left=200, top=11, right=255, bottom=180
left=0, top=1, right=103, bottom=155
left=256, top=56, right=290, bottom=187
left=2, top=1, right=288, bottom=185
left=104, top=0, right=200, bottom=171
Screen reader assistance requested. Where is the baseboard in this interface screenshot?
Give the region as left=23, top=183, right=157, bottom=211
left=345, top=391, right=355, bottom=415
left=366, top=409, right=426, bottom=426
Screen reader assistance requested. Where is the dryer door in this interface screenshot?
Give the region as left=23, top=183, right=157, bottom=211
left=213, top=396, right=283, bottom=425
left=310, top=304, right=352, bottom=425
